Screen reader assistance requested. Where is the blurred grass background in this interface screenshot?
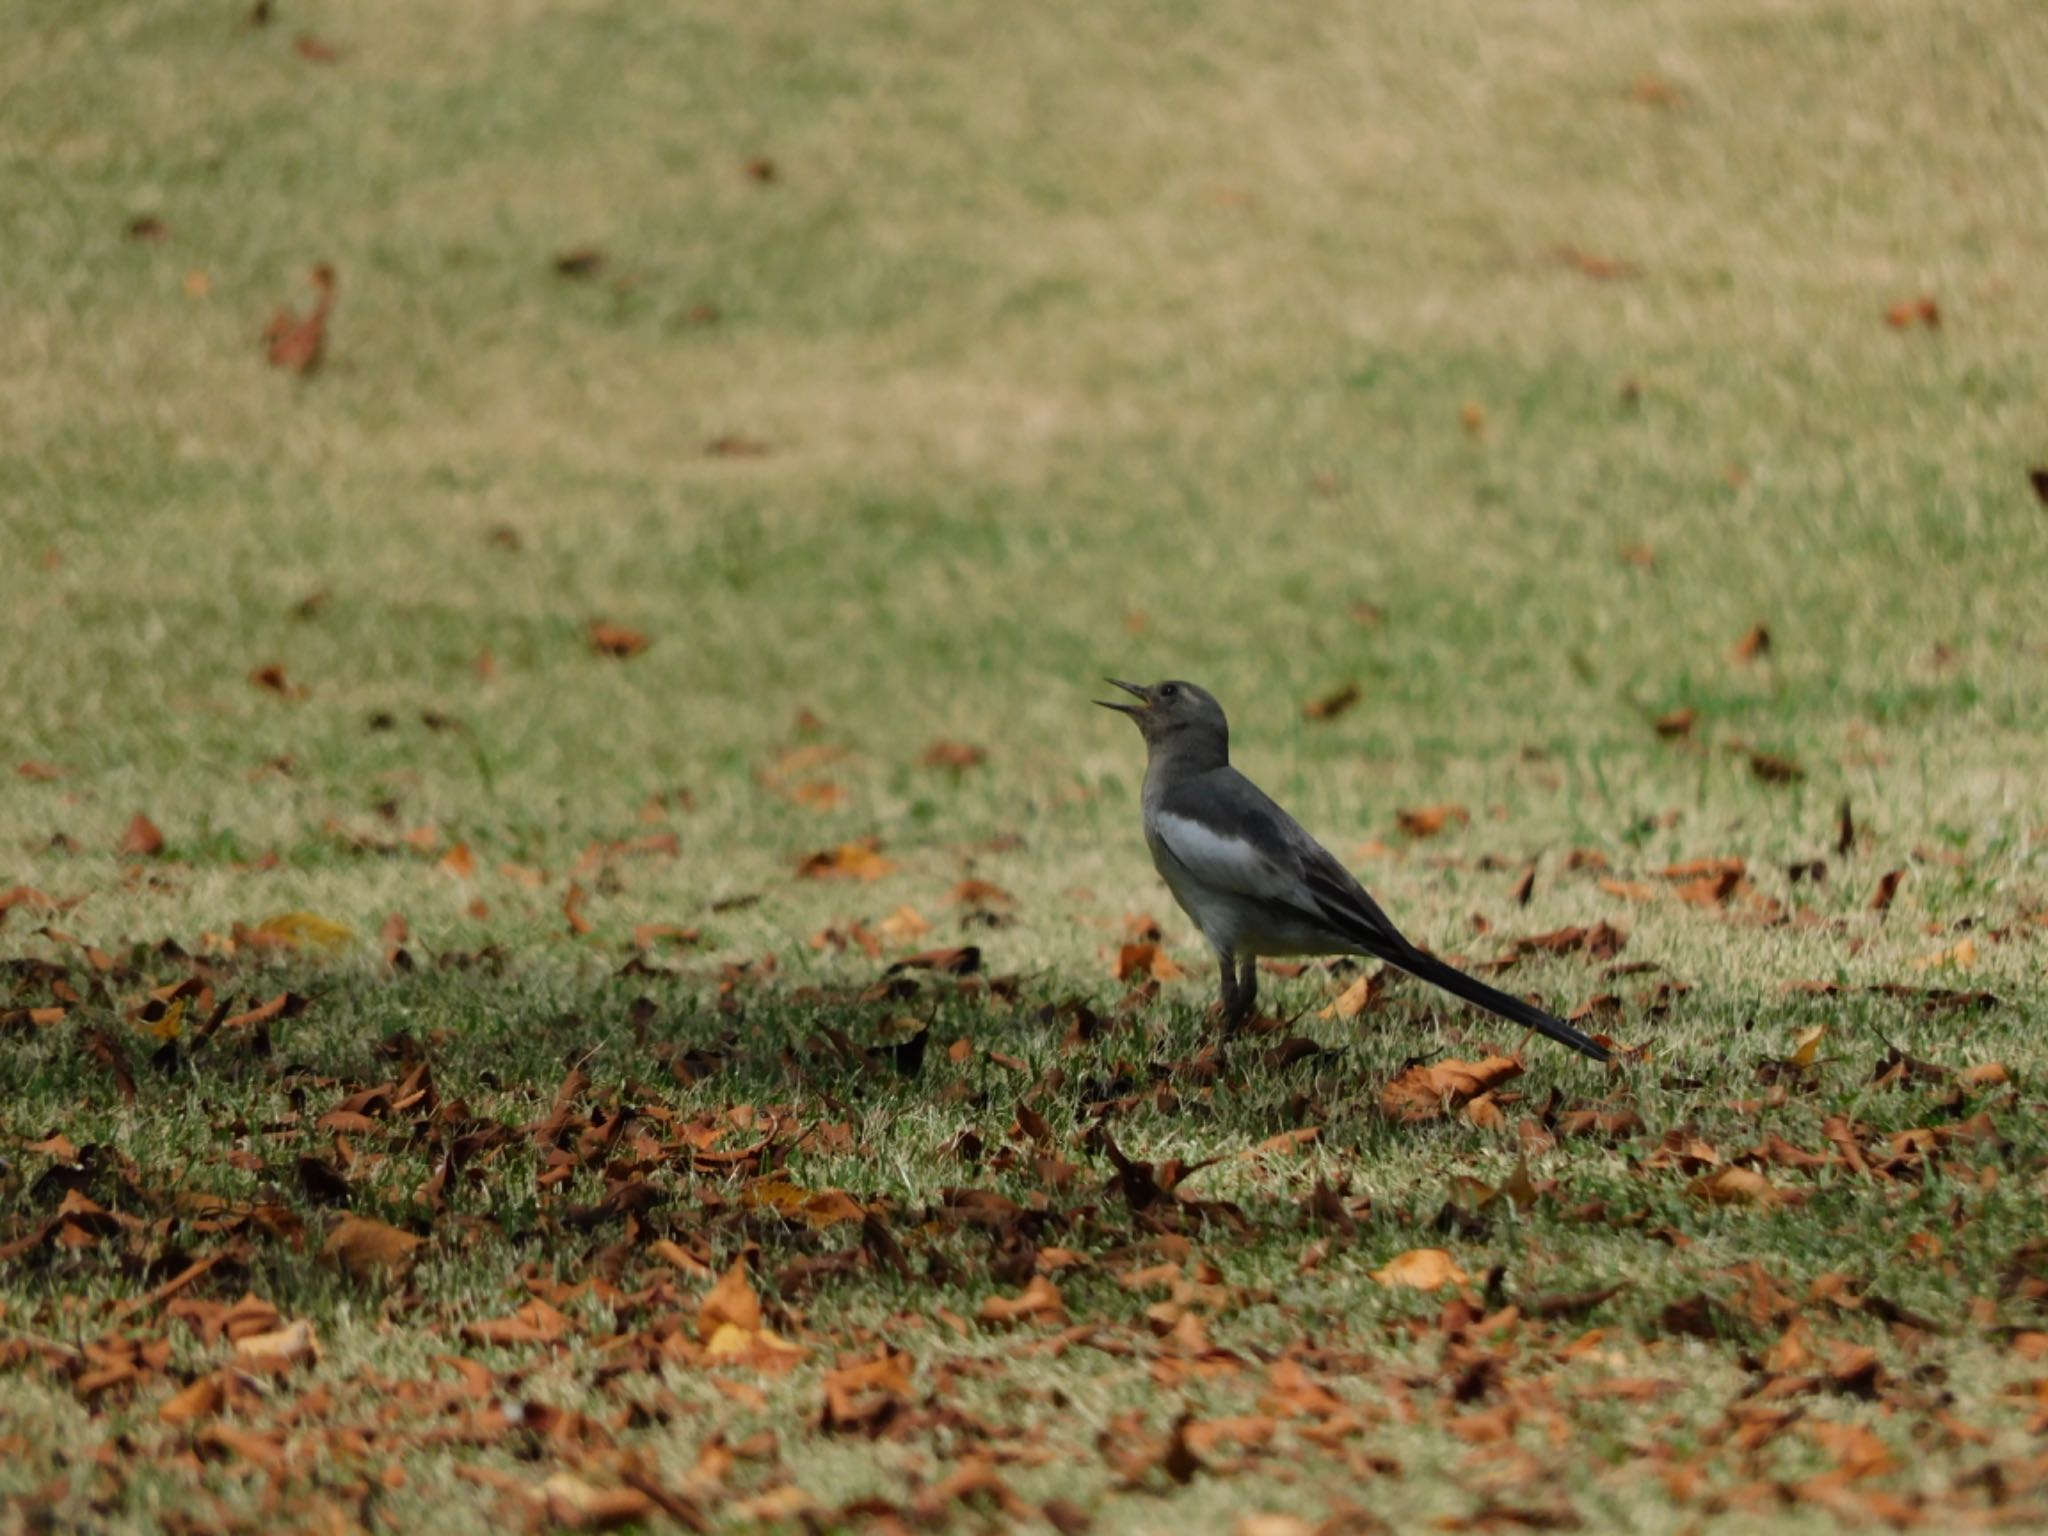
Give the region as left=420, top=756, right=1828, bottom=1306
left=3, top=0, right=2046, bottom=1003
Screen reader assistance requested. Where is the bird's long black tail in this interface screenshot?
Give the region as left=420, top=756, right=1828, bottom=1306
left=1382, top=943, right=1611, bottom=1062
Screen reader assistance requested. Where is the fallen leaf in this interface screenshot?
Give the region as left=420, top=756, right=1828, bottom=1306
left=953, top=879, right=1013, bottom=908
left=1653, top=707, right=1697, bottom=738
left=1115, top=942, right=1184, bottom=982
left=1884, top=295, right=1941, bottom=330
left=1687, top=1167, right=1785, bottom=1210
left=119, top=813, right=165, bottom=857
left=796, top=840, right=897, bottom=881
left=264, top=263, right=335, bottom=374
left=1749, top=750, right=1804, bottom=784
left=159, top=1374, right=225, bottom=1426
left=542, top=1472, right=656, bottom=1531
left=587, top=621, right=649, bottom=658
left=1321, top=973, right=1382, bottom=1021
left=1869, top=869, right=1905, bottom=912
left=1380, top=1056, right=1524, bottom=1123
left=920, top=740, right=986, bottom=769
left=1303, top=683, right=1360, bottom=721
left=1370, top=1248, right=1469, bottom=1290
left=1731, top=623, right=1771, bottom=662
left=1912, top=937, right=1977, bottom=971
left=1397, top=804, right=1470, bottom=839
left=553, top=247, right=605, bottom=278
left=1790, top=1024, right=1826, bottom=1068
left=249, top=911, right=353, bottom=951
left=978, top=1275, right=1067, bottom=1326
left=233, top=1320, right=319, bottom=1370
left=1554, top=245, right=1638, bottom=280
left=321, top=1217, right=423, bottom=1279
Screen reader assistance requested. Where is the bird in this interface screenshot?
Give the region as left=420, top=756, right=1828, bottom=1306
left=1099, top=678, right=1609, bottom=1062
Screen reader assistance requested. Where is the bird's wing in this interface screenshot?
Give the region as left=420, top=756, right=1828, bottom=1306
left=1154, top=770, right=1407, bottom=953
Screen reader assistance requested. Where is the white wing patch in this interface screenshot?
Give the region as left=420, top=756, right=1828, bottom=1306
left=1154, top=812, right=1297, bottom=904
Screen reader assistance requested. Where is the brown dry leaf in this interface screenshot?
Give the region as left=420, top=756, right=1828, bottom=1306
left=587, top=621, right=650, bottom=658
left=1869, top=869, right=1906, bottom=912
left=264, top=263, right=335, bottom=373
left=697, top=1260, right=762, bottom=1340
left=1397, top=804, right=1470, bottom=839
left=233, top=1320, right=319, bottom=1370
left=248, top=662, right=306, bottom=698
left=1598, top=878, right=1658, bottom=903
left=1687, top=1167, right=1785, bottom=1210
left=1555, top=245, right=1638, bottom=280
left=1379, top=1056, right=1524, bottom=1123
left=322, top=1216, right=423, bottom=1279
left=920, top=740, right=986, bottom=769
left=1731, top=623, right=1771, bottom=662
left=875, top=906, right=930, bottom=945
left=1115, top=942, right=1184, bottom=982
left=1370, top=1248, right=1469, bottom=1290
left=1958, top=1062, right=2009, bottom=1088
left=1884, top=296, right=1941, bottom=330
left=978, top=1275, right=1067, bottom=1327
left=119, top=813, right=165, bottom=857
left=1320, top=973, right=1382, bottom=1021
left=542, top=1472, right=656, bottom=1531
left=1303, top=683, right=1360, bottom=721
left=796, top=840, right=897, bottom=881
left=1653, top=707, right=1697, bottom=738
left=562, top=881, right=592, bottom=936
left=438, top=843, right=477, bottom=880
left=1912, top=937, right=1977, bottom=971
left=1460, top=400, right=1487, bottom=435
left=17, top=760, right=65, bottom=781
left=159, top=1373, right=226, bottom=1426
left=1749, top=750, right=1805, bottom=784
left=953, top=878, right=1013, bottom=908
left=742, top=1181, right=865, bottom=1229
left=463, top=1299, right=572, bottom=1347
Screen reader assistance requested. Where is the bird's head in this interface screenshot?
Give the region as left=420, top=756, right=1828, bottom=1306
left=1097, top=678, right=1229, bottom=757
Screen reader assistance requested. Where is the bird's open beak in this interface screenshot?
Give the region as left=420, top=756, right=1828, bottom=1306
left=1095, top=677, right=1150, bottom=715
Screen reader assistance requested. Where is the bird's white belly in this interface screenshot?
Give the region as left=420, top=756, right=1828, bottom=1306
left=1151, top=843, right=1344, bottom=959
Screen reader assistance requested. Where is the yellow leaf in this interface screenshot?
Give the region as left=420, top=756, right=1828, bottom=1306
left=1790, top=1024, right=1826, bottom=1067
left=252, top=911, right=354, bottom=951
left=1370, top=1248, right=1468, bottom=1290
left=145, top=996, right=187, bottom=1042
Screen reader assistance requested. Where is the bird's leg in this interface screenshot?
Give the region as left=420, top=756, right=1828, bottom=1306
left=1235, top=956, right=1259, bottom=1025
left=1216, top=949, right=1244, bottom=1025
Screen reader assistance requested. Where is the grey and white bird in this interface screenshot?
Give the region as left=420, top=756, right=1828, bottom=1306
left=1100, top=678, right=1609, bottom=1062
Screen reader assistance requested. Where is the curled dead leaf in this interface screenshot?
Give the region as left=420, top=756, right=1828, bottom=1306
left=1379, top=1056, right=1524, bottom=1123
left=1687, top=1166, right=1786, bottom=1210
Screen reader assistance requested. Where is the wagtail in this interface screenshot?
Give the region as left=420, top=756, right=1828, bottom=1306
left=1100, top=678, right=1609, bottom=1061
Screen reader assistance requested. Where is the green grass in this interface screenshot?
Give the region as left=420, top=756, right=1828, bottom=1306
left=4, top=1, right=2048, bottom=1530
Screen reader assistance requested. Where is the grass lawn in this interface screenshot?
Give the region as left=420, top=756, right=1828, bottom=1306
left=5, top=1, right=2048, bottom=1530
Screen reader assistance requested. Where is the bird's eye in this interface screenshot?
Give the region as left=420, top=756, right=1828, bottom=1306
left=1159, top=684, right=1178, bottom=699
